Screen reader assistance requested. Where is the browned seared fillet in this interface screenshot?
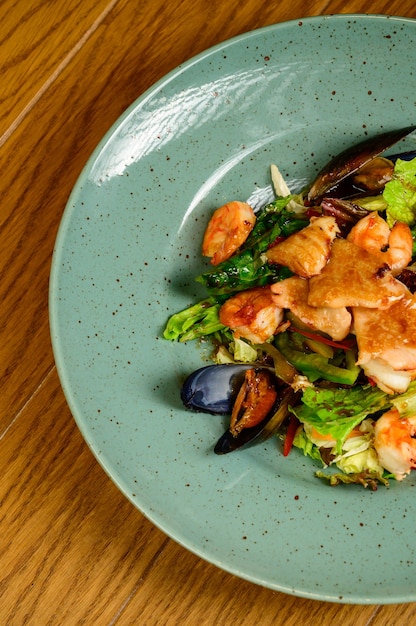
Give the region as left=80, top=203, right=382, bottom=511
left=353, top=296, right=416, bottom=393
left=271, top=275, right=351, bottom=341
left=354, top=297, right=416, bottom=370
left=265, top=216, right=339, bottom=278
left=308, top=239, right=409, bottom=309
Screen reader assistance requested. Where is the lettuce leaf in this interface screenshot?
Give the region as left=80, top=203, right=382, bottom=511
left=163, top=298, right=226, bottom=341
left=293, top=418, right=389, bottom=488
left=230, top=337, right=258, bottom=363
left=390, top=379, right=416, bottom=418
left=334, top=429, right=384, bottom=476
left=291, top=384, right=391, bottom=453
left=384, top=157, right=416, bottom=226
left=316, top=470, right=389, bottom=489
left=292, top=428, right=324, bottom=463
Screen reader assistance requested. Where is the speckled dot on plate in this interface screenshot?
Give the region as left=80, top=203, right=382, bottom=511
left=50, top=15, right=416, bottom=604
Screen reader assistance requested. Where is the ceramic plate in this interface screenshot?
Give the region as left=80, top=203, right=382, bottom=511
left=50, top=15, right=416, bottom=603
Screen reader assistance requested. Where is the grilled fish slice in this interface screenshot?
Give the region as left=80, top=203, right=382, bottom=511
left=308, top=238, right=409, bottom=309
left=271, top=275, right=351, bottom=341
left=353, top=297, right=416, bottom=372
left=266, top=216, right=339, bottom=278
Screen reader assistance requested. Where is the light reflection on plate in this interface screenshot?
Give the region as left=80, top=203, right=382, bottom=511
left=50, top=15, right=416, bottom=603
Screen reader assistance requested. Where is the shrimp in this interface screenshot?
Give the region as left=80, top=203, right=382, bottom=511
left=202, top=201, right=256, bottom=265
left=347, top=212, right=412, bottom=274
left=219, top=286, right=284, bottom=344
left=373, top=408, right=416, bottom=480
left=385, top=221, right=414, bottom=274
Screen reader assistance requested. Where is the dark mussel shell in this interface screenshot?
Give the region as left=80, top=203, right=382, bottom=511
left=180, top=364, right=259, bottom=415
left=307, top=125, right=416, bottom=203
left=389, top=150, right=416, bottom=163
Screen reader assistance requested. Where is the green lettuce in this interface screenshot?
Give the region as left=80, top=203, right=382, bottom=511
left=291, top=384, right=391, bottom=453
left=336, top=445, right=382, bottom=476
left=390, top=380, right=416, bottom=418
left=195, top=249, right=292, bottom=295
left=163, top=298, right=226, bottom=341
left=315, top=470, right=390, bottom=489
left=292, top=428, right=324, bottom=463
left=292, top=418, right=389, bottom=488
left=333, top=425, right=383, bottom=476
left=384, top=157, right=416, bottom=226
left=291, top=381, right=416, bottom=487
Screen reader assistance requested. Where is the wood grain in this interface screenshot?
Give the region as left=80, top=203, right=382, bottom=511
left=0, top=0, right=119, bottom=142
left=2, top=0, right=416, bottom=623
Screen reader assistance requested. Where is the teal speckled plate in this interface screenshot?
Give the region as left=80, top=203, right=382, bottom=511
left=49, top=15, right=416, bottom=603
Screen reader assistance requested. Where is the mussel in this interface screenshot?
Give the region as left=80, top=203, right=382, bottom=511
left=307, top=125, right=416, bottom=203
left=181, top=364, right=294, bottom=454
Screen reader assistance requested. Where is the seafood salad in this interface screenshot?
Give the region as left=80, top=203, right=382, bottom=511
left=164, top=127, right=416, bottom=489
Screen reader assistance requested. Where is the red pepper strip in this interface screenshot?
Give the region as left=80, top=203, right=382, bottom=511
left=289, top=326, right=355, bottom=351
left=283, top=414, right=300, bottom=457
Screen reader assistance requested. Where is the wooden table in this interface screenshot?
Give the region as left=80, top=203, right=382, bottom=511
left=2, top=1, right=416, bottom=623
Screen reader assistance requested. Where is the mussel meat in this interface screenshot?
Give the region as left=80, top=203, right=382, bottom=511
left=307, top=125, right=416, bottom=203
left=181, top=364, right=294, bottom=454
